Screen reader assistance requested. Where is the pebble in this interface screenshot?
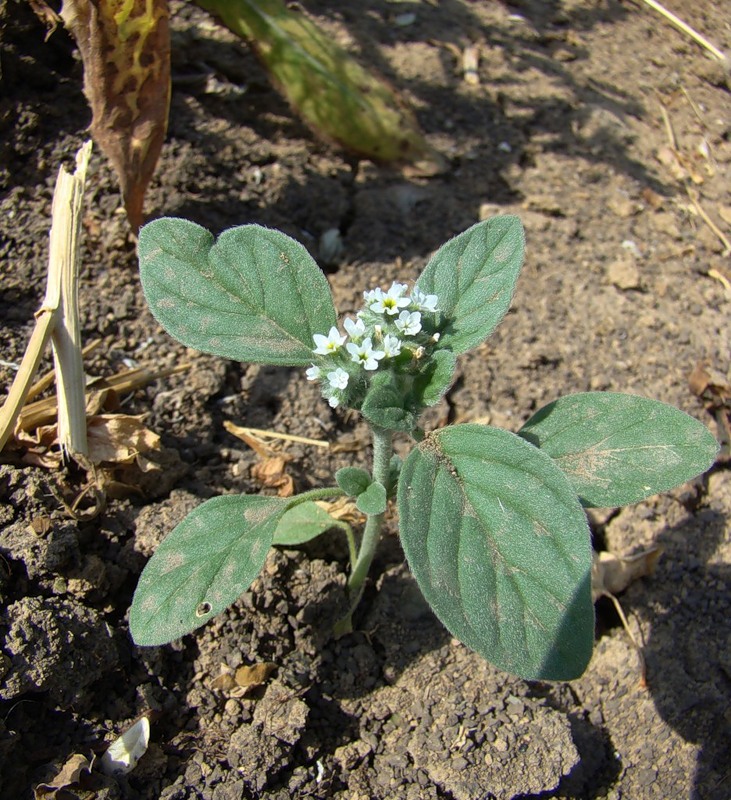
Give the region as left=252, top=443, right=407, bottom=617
left=607, top=257, right=642, bottom=290
left=637, top=766, right=658, bottom=786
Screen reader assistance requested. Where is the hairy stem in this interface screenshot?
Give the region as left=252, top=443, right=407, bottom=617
left=287, top=486, right=346, bottom=506
left=347, top=425, right=393, bottom=598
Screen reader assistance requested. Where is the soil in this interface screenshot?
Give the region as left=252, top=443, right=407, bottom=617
left=1, top=0, right=730, bottom=798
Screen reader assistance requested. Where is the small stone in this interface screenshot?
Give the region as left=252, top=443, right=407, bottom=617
left=652, top=211, right=681, bottom=238
left=607, top=195, right=638, bottom=218
left=553, top=47, right=577, bottom=62
left=607, top=258, right=641, bottom=290
left=333, top=739, right=373, bottom=770
left=318, top=228, right=344, bottom=266
left=224, top=699, right=240, bottom=716
left=637, top=766, right=657, bottom=786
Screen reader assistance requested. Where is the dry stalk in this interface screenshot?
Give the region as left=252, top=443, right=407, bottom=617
left=637, top=0, right=727, bottom=63
left=0, top=141, right=92, bottom=455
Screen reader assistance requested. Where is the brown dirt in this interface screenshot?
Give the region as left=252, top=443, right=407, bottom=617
left=1, top=0, right=730, bottom=798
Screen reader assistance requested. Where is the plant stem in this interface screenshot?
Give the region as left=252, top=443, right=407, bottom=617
left=347, top=425, right=393, bottom=598
left=287, top=486, right=345, bottom=506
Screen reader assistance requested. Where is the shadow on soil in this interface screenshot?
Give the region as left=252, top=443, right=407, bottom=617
left=642, top=499, right=731, bottom=800
left=163, top=0, right=670, bottom=267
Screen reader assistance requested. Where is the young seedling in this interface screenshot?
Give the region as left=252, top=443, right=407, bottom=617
left=131, top=216, right=718, bottom=680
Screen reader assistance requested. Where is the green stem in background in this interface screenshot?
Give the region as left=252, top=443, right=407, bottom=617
left=338, top=521, right=358, bottom=575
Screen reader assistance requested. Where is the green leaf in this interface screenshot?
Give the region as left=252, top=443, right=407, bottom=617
left=130, top=495, right=287, bottom=646
left=193, top=0, right=445, bottom=173
left=335, top=467, right=372, bottom=497
left=519, top=392, right=719, bottom=507
left=272, top=501, right=340, bottom=546
left=356, top=481, right=387, bottom=516
left=416, top=216, right=525, bottom=355
left=138, top=218, right=336, bottom=366
left=412, top=349, right=457, bottom=407
left=361, top=372, right=417, bottom=433
left=398, top=424, right=594, bottom=680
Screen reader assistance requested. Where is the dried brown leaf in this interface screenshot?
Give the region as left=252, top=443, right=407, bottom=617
left=251, top=455, right=295, bottom=497
left=34, top=752, right=92, bottom=799
left=591, top=548, right=662, bottom=602
left=86, top=413, right=160, bottom=465
left=211, top=671, right=237, bottom=691
left=315, top=497, right=364, bottom=526
left=689, top=363, right=731, bottom=401
left=235, top=661, right=276, bottom=690
left=60, top=0, right=171, bottom=232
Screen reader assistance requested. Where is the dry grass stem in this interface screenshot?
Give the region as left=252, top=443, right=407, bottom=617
left=638, top=0, right=727, bottom=63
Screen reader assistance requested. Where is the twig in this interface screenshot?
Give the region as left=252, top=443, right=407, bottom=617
left=656, top=100, right=731, bottom=258
left=16, top=362, right=190, bottom=433
left=657, top=100, right=677, bottom=150
left=0, top=312, right=56, bottom=450
left=226, top=423, right=330, bottom=449
left=26, top=338, right=102, bottom=402
left=687, top=188, right=731, bottom=256
left=637, top=0, right=727, bottom=63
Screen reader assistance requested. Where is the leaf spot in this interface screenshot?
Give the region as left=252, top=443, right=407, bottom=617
left=160, top=551, right=185, bottom=574
left=195, top=601, right=212, bottom=618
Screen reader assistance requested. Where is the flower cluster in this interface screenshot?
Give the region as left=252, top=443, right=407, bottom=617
left=307, top=282, right=441, bottom=409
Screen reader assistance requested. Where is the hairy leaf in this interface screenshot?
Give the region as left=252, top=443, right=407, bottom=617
left=413, top=349, right=458, bottom=407
left=355, top=481, right=387, bottom=516
left=335, top=467, right=372, bottom=497
left=398, top=424, right=594, bottom=680
left=519, top=392, right=719, bottom=507
left=193, top=0, right=444, bottom=173
left=60, top=0, right=170, bottom=232
left=138, top=219, right=336, bottom=366
left=272, top=501, right=340, bottom=546
left=416, top=217, right=525, bottom=355
left=130, top=495, right=287, bottom=645
left=361, top=372, right=418, bottom=433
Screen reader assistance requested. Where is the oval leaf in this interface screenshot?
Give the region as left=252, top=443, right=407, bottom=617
left=415, top=216, right=525, bottom=355
left=272, top=501, right=340, bottom=546
left=335, top=467, right=372, bottom=497
left=130, top=495, right=287, bottom=645
left=361, top=372, right=417, bottom=433
left=413, top=349, right=457, bottom=407
left=138, top=218, right=336, bottom=366
left=398, top=424, right=594, bottom=680
left=518, top=392, right=719, bottom=507
left=355, top=481, right=387, bottom=516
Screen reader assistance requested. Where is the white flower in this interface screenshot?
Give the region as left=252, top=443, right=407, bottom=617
left=382, top=334, right=402, bottom=358
left=343, top=316, right=366, bottom=340
left=363, top=288, right=380, bottom=305
left=411, top=287, right=438, bottom=312
left=306, top=365, right=321, bottom=381
left=394, top=310, right=422, bottom=336
left=328, top=395, right=340, bottom=408
left=369, top=283, right=411, bottom=316
left=346, top=337, right=385, bottom=370
left=313, top=326, right=346, bottom=355
left=327, top=368, right=349, bottom=390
